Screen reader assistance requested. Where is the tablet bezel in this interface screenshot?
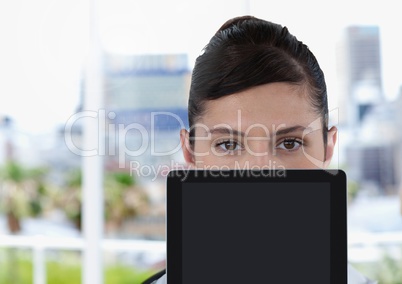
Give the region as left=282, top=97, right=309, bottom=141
left=167, top=169, right=347, bottom=283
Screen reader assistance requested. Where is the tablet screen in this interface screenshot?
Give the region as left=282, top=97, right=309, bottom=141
left=183, top=182, right=329, bottom=283
left=167, top=170, right=347, bottom=284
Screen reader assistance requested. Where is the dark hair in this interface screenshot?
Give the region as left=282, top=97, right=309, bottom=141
left=188, top=15, right=328, bottom=147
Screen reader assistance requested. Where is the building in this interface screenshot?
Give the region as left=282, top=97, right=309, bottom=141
left=344, top=97, right=401, bottom=195
left=335, top=25, right=402, bottom=195
left=102, top=53, right=191, bottom=176
left=104, top=53, right=190, bottom=110
left=336, top=25, right=383, bottom=126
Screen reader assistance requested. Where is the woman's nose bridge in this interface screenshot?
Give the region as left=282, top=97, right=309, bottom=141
left=249, top=153, right=275, bottom=167
left=245, top=135, right=271, bottom=155
left=245, top=142, right=277, bottom=167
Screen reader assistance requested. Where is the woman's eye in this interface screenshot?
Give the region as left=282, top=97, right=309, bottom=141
left=276, top=138, right=303, bottom=151
left=216, top=140, right=242, bottom=152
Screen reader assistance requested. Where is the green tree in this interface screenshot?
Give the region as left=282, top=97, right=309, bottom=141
left=0, top=162, right=49, bottom=283
left=58, top=169, right=150, bottom=233
left=0, top=162, right=48, bottom=233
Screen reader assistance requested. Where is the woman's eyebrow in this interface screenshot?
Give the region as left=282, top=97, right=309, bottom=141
left=208, top=127, right=246, bottom=137
left=207, top=125, right=309, bottom=137
left=274, top=125, right=309, bottom=136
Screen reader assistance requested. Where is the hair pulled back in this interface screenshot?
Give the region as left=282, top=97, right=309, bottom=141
left=188, top=16, right=328, bottom=144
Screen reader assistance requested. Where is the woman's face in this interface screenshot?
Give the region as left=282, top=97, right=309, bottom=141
left=181, top=82, right=337, bottom=170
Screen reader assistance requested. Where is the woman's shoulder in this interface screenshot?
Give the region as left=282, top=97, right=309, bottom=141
left=146, top=265, right=376, bottom=284
left=151, top=273, right=166, bottom=284
left=142, top=269, right=166, bottom=284
left=348, top=264, right=377, bottom=284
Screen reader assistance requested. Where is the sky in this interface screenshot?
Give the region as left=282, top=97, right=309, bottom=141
left=1, top=0, right=402, bottom=134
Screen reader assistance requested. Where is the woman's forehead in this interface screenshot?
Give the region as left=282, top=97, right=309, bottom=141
left=198, top=82, right=317, bottom=129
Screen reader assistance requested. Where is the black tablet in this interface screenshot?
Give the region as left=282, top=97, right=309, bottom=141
left=167, top=169, right=347, bottom=284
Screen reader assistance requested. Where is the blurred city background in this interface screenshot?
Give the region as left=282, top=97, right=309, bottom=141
left=1, top=0, right=402, bottom=283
